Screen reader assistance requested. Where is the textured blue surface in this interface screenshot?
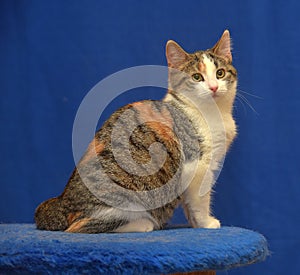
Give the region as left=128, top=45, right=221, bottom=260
left=0, top=224, right=268, bottom=274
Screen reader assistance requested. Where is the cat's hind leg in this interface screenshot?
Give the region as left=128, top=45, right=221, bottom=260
left=66, top=217, right=155, bottom=233
left=65, top=217, right=126, bottom=233
left=65, top=207, right=157, bottom=233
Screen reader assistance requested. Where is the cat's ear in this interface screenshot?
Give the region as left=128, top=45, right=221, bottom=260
left=166, top=40, right=189, bottom=67
left=211, top=30, right=232, bottom=62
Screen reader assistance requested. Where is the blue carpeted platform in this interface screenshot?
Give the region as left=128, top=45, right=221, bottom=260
left=0, top=224, right=268, bottom=274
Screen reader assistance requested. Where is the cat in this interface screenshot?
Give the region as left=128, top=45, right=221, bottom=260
left=35, top=30, right=237, bottom=233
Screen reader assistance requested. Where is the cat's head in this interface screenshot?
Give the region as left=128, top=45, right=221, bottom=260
left=166, top=30, right=237, bottom=103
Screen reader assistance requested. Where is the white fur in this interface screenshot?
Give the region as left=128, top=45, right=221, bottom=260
left=202, top=55, right=219, bottom=90
left=114, top=219, right=154, bottom=233
left=164, top=54, right=237, bottom=229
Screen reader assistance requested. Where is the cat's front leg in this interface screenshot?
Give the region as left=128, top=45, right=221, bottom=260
left=183, top=190, right=220, bottom=229
left=182, top=167, right=220, bottom=229
left=183, top=192, right=221, bottom=228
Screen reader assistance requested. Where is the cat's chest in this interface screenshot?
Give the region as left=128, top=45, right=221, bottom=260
left=180, top=105, right=235, bottom=161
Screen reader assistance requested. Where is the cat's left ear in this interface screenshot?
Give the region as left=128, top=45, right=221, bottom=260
left=166, top=40, right=189, bottom=67
left=211, top=30, right=232, bottom=62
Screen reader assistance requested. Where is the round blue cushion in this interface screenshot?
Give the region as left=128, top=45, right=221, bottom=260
left=0, top=224, right=268, bottom=274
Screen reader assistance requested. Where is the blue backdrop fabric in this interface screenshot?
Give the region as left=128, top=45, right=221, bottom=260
left=0, top=1, right=299, bottom=274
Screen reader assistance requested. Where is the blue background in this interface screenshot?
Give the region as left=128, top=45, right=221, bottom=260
left=1, top=0, right=299, bottom=274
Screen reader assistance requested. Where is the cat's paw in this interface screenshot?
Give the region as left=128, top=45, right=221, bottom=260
left=114, top=219, right=154, bottom=233
left=200, top=216, right=221, bottom=229
left=205, top=217, right=221, bottom=228
left=138, top=219, right=155, bottom=232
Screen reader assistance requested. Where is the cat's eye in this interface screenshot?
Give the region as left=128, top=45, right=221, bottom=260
left=192, top=73, right=204, bottom=82
left=216, top=69, right=226, bottom=79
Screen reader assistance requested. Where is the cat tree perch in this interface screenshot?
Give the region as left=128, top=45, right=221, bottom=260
left=0, top=224, right=268, bottom=274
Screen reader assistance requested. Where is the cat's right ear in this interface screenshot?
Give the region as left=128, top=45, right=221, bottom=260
left=211, top=30, right=232, bottom=63
left=166, top=40, right=188, bottom=67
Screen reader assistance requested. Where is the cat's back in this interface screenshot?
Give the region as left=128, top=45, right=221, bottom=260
left=78, top=100, right=183, bottom=192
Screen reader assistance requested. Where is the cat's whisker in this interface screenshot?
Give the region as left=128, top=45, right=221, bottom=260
left=235, top=95, right=248, bottom=115
left=237, top=89, right=263, bottom=100
left=236, top=93, right=259, bottom=115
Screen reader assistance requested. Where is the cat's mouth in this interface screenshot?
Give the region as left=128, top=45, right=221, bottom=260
left=212, top=90, right=226, bottom=98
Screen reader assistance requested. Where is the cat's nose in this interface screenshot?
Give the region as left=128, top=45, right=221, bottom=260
left=209, top=86, right=218, bottom=93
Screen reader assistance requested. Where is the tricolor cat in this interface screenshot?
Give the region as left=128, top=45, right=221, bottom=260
left=35, top=30, right=237, bottom=233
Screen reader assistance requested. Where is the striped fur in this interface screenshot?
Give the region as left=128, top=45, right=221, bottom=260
left=35, top=30, right=237, bottom=233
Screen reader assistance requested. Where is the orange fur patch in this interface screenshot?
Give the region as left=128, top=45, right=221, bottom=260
left=67, top=212, right=82, bottom=226
left=199, top=62, right=206, bottom=73
left=132, top=102, right=173, bottom=128
left=146, top=121, right=176, bottom=143
left=80, top=139, right=104, bottom=165
left=65, top=218, right=90, bottom=232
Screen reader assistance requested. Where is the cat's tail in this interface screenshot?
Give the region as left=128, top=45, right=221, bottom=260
left=35, top=197, right=68, bottom=231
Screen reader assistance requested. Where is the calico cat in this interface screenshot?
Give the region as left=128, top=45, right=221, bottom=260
left=35, top=30, right=237, bottom=233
